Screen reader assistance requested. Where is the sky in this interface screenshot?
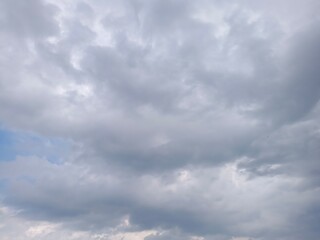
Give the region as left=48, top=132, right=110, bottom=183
left=0, top=0, right=320, bottom=239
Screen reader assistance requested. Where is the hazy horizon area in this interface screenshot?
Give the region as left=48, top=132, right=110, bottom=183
left=0, top=0, right=319, bottom=239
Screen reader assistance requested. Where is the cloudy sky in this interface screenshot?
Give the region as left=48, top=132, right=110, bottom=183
left=0, top=0, right=320, bottom=239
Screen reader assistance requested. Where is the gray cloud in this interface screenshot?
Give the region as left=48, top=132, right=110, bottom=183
left=0, top=0, right=59, bottom=38
left=0, top=0, right=319, bottom=240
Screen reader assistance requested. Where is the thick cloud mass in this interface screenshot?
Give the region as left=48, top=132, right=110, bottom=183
left=0, top=0, right=319, bottom=239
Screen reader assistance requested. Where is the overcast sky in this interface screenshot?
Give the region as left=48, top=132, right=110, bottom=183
left=0, top=0, right=320, bottom=239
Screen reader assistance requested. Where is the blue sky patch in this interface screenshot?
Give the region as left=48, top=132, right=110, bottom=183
left=0, top=127, right=70, bottom=163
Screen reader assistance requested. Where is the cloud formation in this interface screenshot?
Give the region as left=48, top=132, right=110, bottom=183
left=0, top=0, right=319, bottom=239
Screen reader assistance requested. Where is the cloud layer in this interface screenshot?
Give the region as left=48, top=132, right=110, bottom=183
left=0, top=0, right=319, bottom=239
